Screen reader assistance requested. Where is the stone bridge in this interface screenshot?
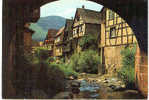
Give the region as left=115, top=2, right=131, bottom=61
left=3, top=0, right=147, bottom=98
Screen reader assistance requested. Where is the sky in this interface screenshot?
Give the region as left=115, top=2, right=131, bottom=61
left=40, top=0, right=103, bottom=19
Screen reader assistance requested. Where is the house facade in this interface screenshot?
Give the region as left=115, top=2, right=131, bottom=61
left=44, top=29, right=58, bottom=56
left=99, top=8, right=137, bottom=75
left=62, top=19, right=73, bottom=62
left=72, top=6, right=101, bottom=53
left=53, top=27, right=65, bottom=59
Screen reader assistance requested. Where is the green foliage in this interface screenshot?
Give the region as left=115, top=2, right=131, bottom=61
left=69, top=50, right=100, bottom=74
left=35, top=61, right=65, bottom=97
left=118, top=45, right=136, bottom=88
left=32, top=47, right=51, bottom=64
left=13, top=46, right=78, bottom=98
left=33, top=47, right=78, bottom=77
left=34, top=47, right=49, bottom=61
left=50, top=62, right=78, bottom=78
left=79, top=34, right=97, bottom=50
left=47, top=57, right=56, bottom=62
left=27, top=48, right=66, bottom=98
left=32, top=51, right=65, bottom=97
left=120, top=45, right=136, bottom=67
left=59, top=58, right=65, bottom=63
left=69, top=53, right=80, bottom=71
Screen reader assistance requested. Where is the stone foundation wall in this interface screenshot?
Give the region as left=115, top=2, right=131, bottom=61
left=103, top=45, right=125, bottom=75
left=24, top=31, right=33, bottom=56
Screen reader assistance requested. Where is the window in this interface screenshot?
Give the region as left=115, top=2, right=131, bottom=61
left=57, top=37, right=60, bottom=42
left=110, top=27, right=116, bottom=38
left=79, top=26, right=83, bottom=32
left=76, top=16, right=80, bottom=21
left=73, top=30, right=75, bottom=35
left=73, top=29, right=77, bottom=35
left=109, top=10, right=114, bottom=20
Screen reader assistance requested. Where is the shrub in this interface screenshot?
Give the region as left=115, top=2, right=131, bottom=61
left=32, top=47, right=50, bottom=64
left=59, top=63, right=78, bottom=77
left=60, top=58, right=65, bottom=63
left=30, top=46, right=78, bottom=97
left=30, top=48, right=66, bottom=98
left=69, top=50, right=100, bottom=74
left=118, top=44, right=136, bottom=88
left=50, top=62, right=78, bottom=78
left=47, top=57, right=56, bottom=62
left=34, top=48, right=49, bottom=61
left=69, top=53, right=80, bottom=71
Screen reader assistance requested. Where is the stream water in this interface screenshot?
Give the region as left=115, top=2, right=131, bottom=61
left=53, top=77, right=145, bottom=99
left=79, top=79, right=100, bottom=98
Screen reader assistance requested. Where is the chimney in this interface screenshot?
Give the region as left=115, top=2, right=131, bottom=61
left=82, top=5, right=85, bottom=9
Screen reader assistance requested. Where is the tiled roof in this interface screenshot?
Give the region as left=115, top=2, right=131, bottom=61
left=76, top=8, right=102, bottom=24
left=65, top=19, right=73, bottom=31
left=55, top=27, right=65, bottom=37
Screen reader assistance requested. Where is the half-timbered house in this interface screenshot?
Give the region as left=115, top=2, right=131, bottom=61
left=72, top=6, right=101, bottom=53
left=99, top=7, right=137, bottom=75
left=62, top=19, right=73, bottom=62
left=44, top=29, right=58, bottom=56
left=53, top=27, right=65, bottom=59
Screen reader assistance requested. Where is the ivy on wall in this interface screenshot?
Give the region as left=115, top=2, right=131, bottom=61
left=118, top=44, right=136, bottom=89
left=79, top=34, right=98, bottom=50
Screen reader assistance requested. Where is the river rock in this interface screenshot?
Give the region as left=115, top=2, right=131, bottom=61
left=69, top=76, right=76, bottom=80
left=121, top=84, right=126, bottom=88
left=53, top=92, right=73, bottom=99
left=108, top=84, right=126, bottom=91
left=71, top=80, right=80, bottom=87
left=110, top=78, right=118, bottom=82
left=72, top=87, right=80, bottom=94
left=103, top=80, right=109, bottom=83
left=70, top=80, right=80, bottom=94
left=108, top=84, right=116, bottom=89
left=79, top=73, right=87, bottom=77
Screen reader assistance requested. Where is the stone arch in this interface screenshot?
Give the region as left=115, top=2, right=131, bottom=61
left=3, top=0, right=147, bottom=98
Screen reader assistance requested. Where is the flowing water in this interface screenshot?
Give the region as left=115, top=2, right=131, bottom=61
left=78, top=79, right=100, bottom=98
left=53, top=76, right=145, bottom=99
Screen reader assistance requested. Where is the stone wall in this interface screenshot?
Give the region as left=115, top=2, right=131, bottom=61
left=24, top=29, right=33, bottom=55
left=135, top=46, right=148, bottom=97
left=102, top=45, right=124, bottom=75
left=101, top=44, right=137, bottom=76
